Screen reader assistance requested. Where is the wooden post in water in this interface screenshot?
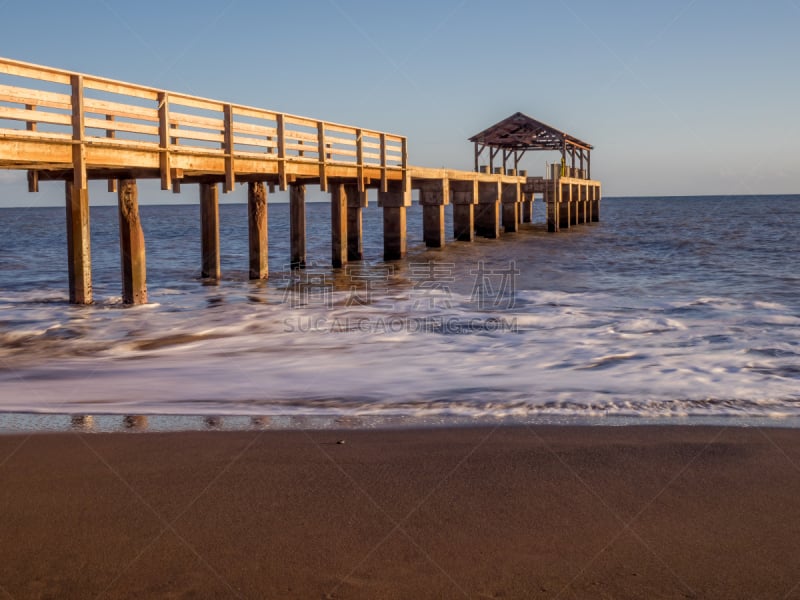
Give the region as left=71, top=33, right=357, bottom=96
left=547, top=164, right=560, bottom=233
left=570, top=183, right=578, bottom=226
left=248, top=181, right=268, bottom=279
left=66, top=74, right=92, bottom=304
left=200, top=182, right=220, bottom=280
left=345, top=184, right=364, bottom=261
left=592, top=184, right=601, bottom=222
left=476, top=181, right=500, bottom=238
left=451, top=180, right=477, bottom=242
left=420, top=179, right=449, bottom=248
left=582, top=184, right=589, bottom=224
left=65, top=181, right=92, bottom=304
left=330, top=182, right=348, bottom=268
left=521, top=192, right=533, bottom=223
left=117, top=179, right=147, bottom=304
left=501, top=181, right=520, bottom=233
left=289, top=183, right=306, bottom=269
left=379, top=179, right=409, bottom=260
left=559, top=181, right=571, bottom=230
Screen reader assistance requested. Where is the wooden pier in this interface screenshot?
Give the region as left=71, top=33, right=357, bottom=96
left=0, top=58, right=600, bottom=305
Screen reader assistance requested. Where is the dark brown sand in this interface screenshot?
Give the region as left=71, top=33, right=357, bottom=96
left=2, top=425, right=800, bottom=599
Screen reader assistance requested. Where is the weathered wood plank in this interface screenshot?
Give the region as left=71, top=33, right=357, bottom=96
left=83, top=98, right=158, bottom=121
left=0, top=106, right=72, bottom=126
left=0, top=60, right=72, bottom=84
left=0, top=84, right=72, bottom=109
left=83, top=78, right=159, bottom=101
left=84, top=117, right=159, bottom=136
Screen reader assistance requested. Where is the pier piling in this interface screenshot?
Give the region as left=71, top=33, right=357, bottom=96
left=451, top=180, right=477, bottom=242
left=247, top=182, right=269, bottom=280
left=290, top=184, right=306, bottom=269
left=476, top=181, right=501, bottom=239
left=501, top=182, right=520, bottom=233
left=330, top=183, right=348, bottom=268
left=200, top=182, right=220, bottom=280
left=521, top=192, right=533, bottom=223
left=379, top=180, right=409, bottom=260
left=65, top=182, right=92, bottom=304
left=117, top=179, right=147, bottom=304
left=346, top=184, right=364, bottom=261
left=420, top=180, right=449, bottom=248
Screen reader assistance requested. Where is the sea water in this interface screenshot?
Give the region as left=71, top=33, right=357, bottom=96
left=1, top=195, right=799, bottom=429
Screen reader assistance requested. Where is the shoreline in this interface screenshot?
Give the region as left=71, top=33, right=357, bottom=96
left=2, top=425, right=800, bottom=598
left=5, top=411, right=800, bottom=435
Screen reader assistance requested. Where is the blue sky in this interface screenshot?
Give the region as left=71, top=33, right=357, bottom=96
left=1, top=0, right=799, bottom=205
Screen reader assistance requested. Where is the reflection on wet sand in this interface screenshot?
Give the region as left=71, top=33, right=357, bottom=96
left=70, top=415, right=94, bottom=430
left=204, top=416, right=223, bottom=428
left=123, top=415, right=148, bottom=430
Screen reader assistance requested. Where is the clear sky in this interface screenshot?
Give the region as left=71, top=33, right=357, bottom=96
left=1, top=0, right=799, bottom=205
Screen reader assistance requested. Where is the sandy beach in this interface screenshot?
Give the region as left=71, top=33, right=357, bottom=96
left=1, top=425, right=799, bottom=599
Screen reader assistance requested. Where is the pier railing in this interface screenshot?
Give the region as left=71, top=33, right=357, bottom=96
left=0, top=57, right=407, bottom=192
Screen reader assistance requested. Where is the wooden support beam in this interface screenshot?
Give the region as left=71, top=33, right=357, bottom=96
left=200, top=182, right=220, bottom=280
left=117, top=179, right=147, bottom=304
left=476, top=181, right=500, bottom=239
left=289, top=183, right=306, bottom=269
left=65, top=180, right=92, bottom=304
left=247, top=181, right=268, bottom=279
left=345, top=183, right=363, bottom=261
left=330, top=182, right=348, bottom=268
left=379, top=180, right=407, bottom=260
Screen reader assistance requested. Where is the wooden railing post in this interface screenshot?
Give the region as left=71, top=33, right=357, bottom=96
left=25, top=104, right=38, bottom=192
left=356, top=128, right=364, bottom=192
left=401, top=137, right=409, bottom=191
left=317, top=121, right=327, bottom=192
left=158, top=92, right=172, bottom=191
left=277, top=113, right=287, bottom=191
left=223, top=103, right=235, bottom=193
left=379, top=133, right=388, bottom=193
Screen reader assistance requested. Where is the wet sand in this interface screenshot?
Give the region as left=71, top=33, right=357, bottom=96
left=1, top=425, right=799, bottom=599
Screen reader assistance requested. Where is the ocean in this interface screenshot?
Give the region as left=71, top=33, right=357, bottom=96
left=1, top=195, right=799, bottom=431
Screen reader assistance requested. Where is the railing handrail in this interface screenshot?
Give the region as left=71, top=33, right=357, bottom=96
left=0, top=56, right=405, bottom=143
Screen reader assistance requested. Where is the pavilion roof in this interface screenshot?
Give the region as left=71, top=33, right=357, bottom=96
left=468, top=112, right=592, bottom=152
